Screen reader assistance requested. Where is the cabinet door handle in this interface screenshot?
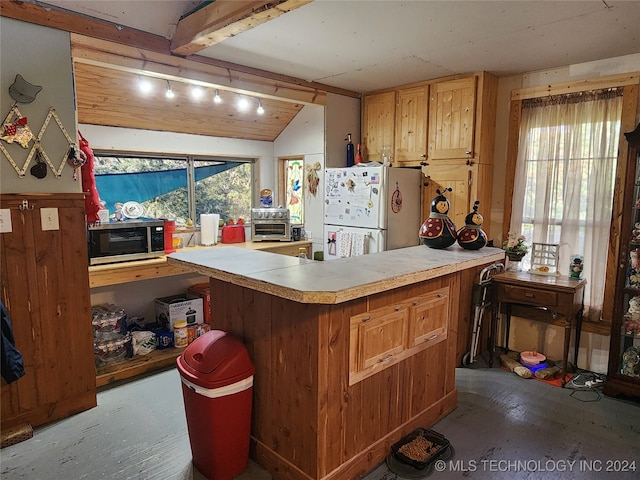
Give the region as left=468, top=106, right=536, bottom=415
left=361, top=316, right=371, bottom=323
left=437, top=293, right=446, bottom=298
left=428, top=334, right=438, bottom=341
left=412, top=301, right=419, bottom=306
left=524, top=292, right=534, bottom=298
left=395, top=306, right=403, bottom=312
left=378, top=354, right=393, bottom=363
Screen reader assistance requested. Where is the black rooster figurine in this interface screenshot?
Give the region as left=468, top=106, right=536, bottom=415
left=419, top=187, right=457, bottom=249
left=457, top=201, right=487, bottom=250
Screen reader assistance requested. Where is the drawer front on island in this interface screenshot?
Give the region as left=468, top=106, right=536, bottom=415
left=408, top=287, right=449, bottom=347
left=351, top=304, right=409, bottom=372
left=348, top=286, right=450, bottom=386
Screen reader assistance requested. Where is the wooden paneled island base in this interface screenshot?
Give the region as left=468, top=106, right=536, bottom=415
left=168, top=245, right=505, bottom=480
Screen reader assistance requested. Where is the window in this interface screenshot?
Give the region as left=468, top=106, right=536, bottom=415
left=279, top=156, right=304, bottom=225
left=93, top=153, right=253, bottom=224
left=510, top=88, right=623, bottom=321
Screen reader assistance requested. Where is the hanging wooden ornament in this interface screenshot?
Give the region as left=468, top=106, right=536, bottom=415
left=391, top=182, right=403, bottom=213
left=30, top=149, right=47, bottom=179
left=1, top=105, right=36, bottom=176
left=305, top=161, right=321, bottom=196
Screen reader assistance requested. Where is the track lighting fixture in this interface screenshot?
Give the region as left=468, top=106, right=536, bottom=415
left=165, top=80, right=175, bottom=99
left=133, top=73, right=265, bottom=116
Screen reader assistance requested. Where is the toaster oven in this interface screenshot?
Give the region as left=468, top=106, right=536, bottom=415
left=251, top=207, right=291, bottom=241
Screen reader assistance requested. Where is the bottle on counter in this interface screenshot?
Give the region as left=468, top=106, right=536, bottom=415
left=355, top=143, right=364, bottom=164
left=346, top=133, right=354, bottom=167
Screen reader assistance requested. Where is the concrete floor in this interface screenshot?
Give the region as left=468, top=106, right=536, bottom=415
left=1, top=361, right=638, bottom=480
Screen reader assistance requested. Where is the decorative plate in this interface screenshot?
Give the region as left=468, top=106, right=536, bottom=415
left=122, top=201, right=144, bottom=219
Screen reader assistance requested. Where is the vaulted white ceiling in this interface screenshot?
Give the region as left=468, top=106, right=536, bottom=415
left=41, top=0, right=640, bottom=92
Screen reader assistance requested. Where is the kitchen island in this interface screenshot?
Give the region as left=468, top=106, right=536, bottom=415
left=168, top=245, right=504, bottom=480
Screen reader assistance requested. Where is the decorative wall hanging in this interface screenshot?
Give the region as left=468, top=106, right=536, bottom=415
left=391, top=182, right=403, bottom=213
left=1, top=106, right=36, bottom=176
left=8, top=74, right=42, bottom=104
left=305, top=161, right=320, bottom=196
left=1, top=106, right=76, bottom=178
left=78, top=130, right=105, bottom=223
left=1, top=114, right=33, bottom=148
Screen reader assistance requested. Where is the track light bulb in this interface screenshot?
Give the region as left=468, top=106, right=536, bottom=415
left=138, top=76, right=153, bottom=94
left=165, top=81, right=175, bottom=99
left=214, top=89, right=222, bottom=104
left=191, top=85, right=204, bottom=100
left=237, top=97, right=250, bottom=112
left=257, top=100, right=265, bottom=115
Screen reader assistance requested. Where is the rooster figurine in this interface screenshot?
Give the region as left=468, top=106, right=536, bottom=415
left=457, top=201, right=487, bottom=250
left=419, top=188, right=457, bottom=249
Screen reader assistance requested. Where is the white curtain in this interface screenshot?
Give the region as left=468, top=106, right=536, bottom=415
left=510, top=89, right=623, bottom=321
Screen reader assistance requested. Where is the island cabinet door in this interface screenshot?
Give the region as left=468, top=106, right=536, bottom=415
left=407, top=286, right=449, bottom=348
left=350, top=304, right=408, bottom=372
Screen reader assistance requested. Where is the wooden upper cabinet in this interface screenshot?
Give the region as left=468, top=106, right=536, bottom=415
left=394, top=84, right=429, bottom=166
left=421, top=162, right=493, bottom=238
left=361, top=90, right=396, bottom=162
left=428, top=76, right=477, bottom=161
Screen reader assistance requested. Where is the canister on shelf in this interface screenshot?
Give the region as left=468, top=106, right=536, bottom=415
left=174, top=320, right=188, bottom=347
left=187, top=324, right=198, bottom=344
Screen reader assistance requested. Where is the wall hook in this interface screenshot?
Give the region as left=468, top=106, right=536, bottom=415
left=19, top=199, right=33, bottom=210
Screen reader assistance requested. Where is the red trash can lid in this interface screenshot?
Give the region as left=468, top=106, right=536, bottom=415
left=177, top=330, right=255, bottom=389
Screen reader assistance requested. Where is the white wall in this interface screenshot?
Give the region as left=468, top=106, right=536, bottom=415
left=491, top=53, right=640, bottom=373
left=0, top=18, right=78, bottom=193
left=273, top=103, right=325, bottom=255
left=325, top=93, right=361, bottom=168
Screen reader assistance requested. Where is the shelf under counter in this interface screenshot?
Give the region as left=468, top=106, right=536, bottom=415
left=96, top=347, right=181, bottom=387
left=88, top=240, right=312, bottom=288
left=90, top=240, right=312, bottom=386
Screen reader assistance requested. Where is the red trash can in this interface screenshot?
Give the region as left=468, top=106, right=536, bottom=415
left=177, top=330, right=255, bottom=480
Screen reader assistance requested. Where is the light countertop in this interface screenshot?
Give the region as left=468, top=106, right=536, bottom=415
left=167, top=245, right=506, bottom=304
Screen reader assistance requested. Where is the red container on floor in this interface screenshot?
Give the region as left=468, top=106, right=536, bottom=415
left=176, top=330, right=255, bottom=480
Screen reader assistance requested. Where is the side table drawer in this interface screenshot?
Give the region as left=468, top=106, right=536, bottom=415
left=500, top=285, right=558, bottom=307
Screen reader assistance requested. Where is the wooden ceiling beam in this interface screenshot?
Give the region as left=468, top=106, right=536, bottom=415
left=71, top=34, right=326, bottom=106
left=172, top=0, right=314, bottom=56
left=0, top=0, right=170, bottom=52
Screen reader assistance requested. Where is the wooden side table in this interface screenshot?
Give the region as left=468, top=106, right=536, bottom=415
left=492, top=271, right=586, bottom=386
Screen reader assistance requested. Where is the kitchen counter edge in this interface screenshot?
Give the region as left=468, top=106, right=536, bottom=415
left=167, top=245, right=506, bottom=304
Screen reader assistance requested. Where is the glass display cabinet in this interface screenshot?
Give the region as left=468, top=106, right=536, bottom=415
left=604, top=123, right=640, bottom=399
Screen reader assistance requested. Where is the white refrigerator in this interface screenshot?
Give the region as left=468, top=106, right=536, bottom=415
left=323, top=165, right=421, bottom=260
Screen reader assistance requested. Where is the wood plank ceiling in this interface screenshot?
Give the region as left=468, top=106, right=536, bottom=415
left=74, top=62, right=305, bottom=142
left=66, top=0, right=325, bottom=142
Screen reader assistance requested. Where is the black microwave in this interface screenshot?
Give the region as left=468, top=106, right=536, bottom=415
left=88, top=218, right=165, bottom=265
